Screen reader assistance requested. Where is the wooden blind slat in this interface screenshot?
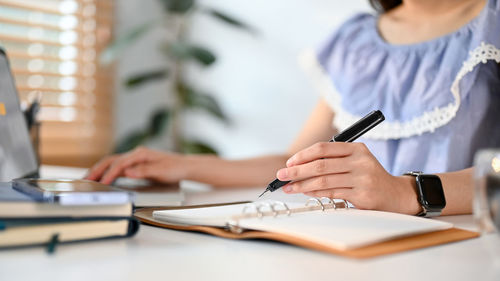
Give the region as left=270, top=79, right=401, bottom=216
left=12, top=69, right=114, bottom=80
left=0, top=0, right=114, bottom=21
left=0, top=34, right=85, bottom=48
left=7, top=51, right=85, bottom=63
left=0, top=16, right=70, bottom=32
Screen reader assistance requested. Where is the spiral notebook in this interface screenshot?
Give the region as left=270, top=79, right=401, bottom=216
left=135, top=198, right=479, bottom=258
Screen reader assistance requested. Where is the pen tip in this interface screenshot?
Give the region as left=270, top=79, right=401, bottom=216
left=258, top=190, right=268, bottom=198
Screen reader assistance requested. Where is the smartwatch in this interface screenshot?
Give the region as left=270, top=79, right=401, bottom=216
left=403, top=171, right=446, bottom=217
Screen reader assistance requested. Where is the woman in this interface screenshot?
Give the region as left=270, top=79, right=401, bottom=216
left=87, top=0, right=500, bottom=215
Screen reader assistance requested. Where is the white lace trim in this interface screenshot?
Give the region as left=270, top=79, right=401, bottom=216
left=299, top=42, right=500, bottom=140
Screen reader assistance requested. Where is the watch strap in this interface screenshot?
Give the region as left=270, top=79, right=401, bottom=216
left=403, top=171, right=423, bottom=177
left=419, top=211, right=442, bottom=217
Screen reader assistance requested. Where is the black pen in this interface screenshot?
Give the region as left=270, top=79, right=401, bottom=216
left=258, top=110, right=385, bottom=198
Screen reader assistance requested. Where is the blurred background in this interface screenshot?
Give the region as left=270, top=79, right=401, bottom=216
left=0, top=0, right=370, bottom=168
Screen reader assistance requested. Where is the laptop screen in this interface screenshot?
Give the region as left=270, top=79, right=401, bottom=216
left=0, top=48, right=38, bottom=181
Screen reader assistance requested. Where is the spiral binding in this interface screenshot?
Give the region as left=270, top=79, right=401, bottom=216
left=225, top=197, right=350, bottom=234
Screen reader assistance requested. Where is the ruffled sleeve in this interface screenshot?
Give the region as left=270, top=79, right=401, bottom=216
left=451, top=0, right=500, bottom=112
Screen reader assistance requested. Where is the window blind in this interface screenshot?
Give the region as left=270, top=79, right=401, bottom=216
left=0, top=0, right=114, bottom=167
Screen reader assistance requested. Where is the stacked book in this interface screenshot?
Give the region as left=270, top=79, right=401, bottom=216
left=0, top=182, right=139, bottom=252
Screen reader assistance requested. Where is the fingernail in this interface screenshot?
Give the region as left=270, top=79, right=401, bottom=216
left=283, top=185, right=292, bottom=193
left=277, top=169, right=288, bottom=180
left=286, top=157, right=295, bottom=166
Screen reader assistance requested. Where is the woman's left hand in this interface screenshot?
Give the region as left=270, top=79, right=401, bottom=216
left=277, top=142, right=421, bottom=215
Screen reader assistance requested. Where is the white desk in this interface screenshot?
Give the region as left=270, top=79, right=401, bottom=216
left=1, top=167, right=500, bottom=281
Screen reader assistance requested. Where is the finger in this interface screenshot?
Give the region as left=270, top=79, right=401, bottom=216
left=124, top=164, right=157, bottom=180
left=286, top=142, right=358, bottom=167
left=100, top=150, right=151, bottom=184
left=277, top=157, right=351, bottom=182
left=283, top=173, right=354, bottom=194
left=85, top=155, right=120, bottom=181
left=124, top=162, right=174, bottom=183
left=304, top=188, right=354, bottom=201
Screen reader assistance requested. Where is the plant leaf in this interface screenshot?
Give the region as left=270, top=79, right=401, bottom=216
left=126, top=69, right=169, bottom=88
left=100, top=20, right=157, bottom=65
left=114, top=131, right=149, bottom=153
left=189, top=92, right=227, bottom=122
left=148, top=108, right=170, bottom=137
left=166, top=42, right=216, bottom=66
left=189, top=46, right=216, bottom=65
left=177, top=83, right=227, bottom=122
left=181, top=140, right=218, bottom=154
left=204, top=8, right=255, bottom=33
left=159, top=0, right=195, bottom=13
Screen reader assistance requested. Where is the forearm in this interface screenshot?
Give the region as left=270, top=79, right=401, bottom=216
left=437, top=168, right=473, bottom=215
left=184, top=154, right=289, bottom=188
left=182, top=99, right=335, bottom=188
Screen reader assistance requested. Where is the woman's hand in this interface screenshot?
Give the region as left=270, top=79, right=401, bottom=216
left=277, top=142, right=422, bottom=215
left=85, top=147, right=190, bottom=185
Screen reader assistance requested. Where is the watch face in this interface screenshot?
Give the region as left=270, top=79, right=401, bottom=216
left=417, top=175, right=446, bottom=209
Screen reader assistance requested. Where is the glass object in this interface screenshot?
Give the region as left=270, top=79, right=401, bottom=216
left=474, top=149, right=500, bottom=234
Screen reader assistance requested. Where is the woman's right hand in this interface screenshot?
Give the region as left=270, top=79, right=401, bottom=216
left=85, top=147, right=190, bottom=185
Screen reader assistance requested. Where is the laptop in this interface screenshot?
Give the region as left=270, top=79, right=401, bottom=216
left=0, top=48, right=38, bottom=182
left=0, top=47, right=183, bottom=206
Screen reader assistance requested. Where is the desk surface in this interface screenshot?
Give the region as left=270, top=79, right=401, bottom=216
left=1, top=167, right=500, bottom=281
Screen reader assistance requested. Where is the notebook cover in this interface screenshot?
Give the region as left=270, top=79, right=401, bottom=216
left=134, top=207, right=479, bottom=259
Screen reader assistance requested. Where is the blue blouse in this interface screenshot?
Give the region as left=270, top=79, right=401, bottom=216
left=315, top=0, right=500, bottom=175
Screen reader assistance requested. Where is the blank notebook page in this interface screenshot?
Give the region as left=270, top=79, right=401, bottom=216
left=153, top=204, right=453, bottom=250
left=238, top=209, right=453, bottom=250
left=153, top=202, right=306, bottom=227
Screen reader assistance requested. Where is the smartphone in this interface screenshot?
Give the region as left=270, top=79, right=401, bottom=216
left=12, top=178, right=133, bottom=205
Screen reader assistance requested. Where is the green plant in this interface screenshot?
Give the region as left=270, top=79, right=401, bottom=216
left=101, top=0, right=254, bottom=154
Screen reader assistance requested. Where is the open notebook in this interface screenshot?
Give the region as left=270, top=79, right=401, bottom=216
left=135, top=198, right=479, bottom=258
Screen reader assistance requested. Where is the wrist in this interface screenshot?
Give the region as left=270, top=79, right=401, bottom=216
left=182, top=154, right=203, bottom=181
left=182, top=154, right=219, bottom=183
left=397, top=175, right=423, bottom=215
